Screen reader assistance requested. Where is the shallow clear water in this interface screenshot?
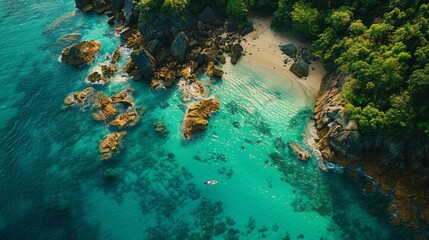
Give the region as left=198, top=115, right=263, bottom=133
left=0, top=1, right=416, bottom=239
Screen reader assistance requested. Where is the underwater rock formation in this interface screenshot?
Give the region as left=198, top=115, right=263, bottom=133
left=288, top=142, right=311, bottom=161
left=183, top=98, right=220, bottom=139
left=61, top=40, right=101, bottom=66
left=99, top=131, right=126, bottom=160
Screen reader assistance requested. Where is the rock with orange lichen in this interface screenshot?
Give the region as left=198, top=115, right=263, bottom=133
left=99, top=131, right=126, bottom=160
left=61, top=40, right=101, bottom=66
left=110, top=91, right=134, bottom=108
left=101, top=65, right=118, bottom=78
left=288, top=142, right=311, bottom=161
left=110, top=49, right=121, bottom=63
left=87, top=71, right=108, bottom=84
left=63, top=87, right=94, bottom=108
left=206, top=61, right=223, bottom=79
left=182, top=98, right=220, bottom=139
left=92, top=96, right=117, bottom=120
left=109, top=112, right=140, bottom=129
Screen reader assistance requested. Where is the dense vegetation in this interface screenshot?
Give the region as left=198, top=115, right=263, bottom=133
left=271, top=0, right=429, bottom=137
left=135, top=0, right=429, bottom=137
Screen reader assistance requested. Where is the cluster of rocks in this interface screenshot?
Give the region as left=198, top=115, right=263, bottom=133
left=313, top=70, right=429, bottom=230
left=279, top=43, right=312, bottom=78
left=63, top=86, right=139, bottom=159
left=64, top=2, right=254, bottom=161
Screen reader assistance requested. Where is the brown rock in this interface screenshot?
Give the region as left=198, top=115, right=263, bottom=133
left=92, top=96, right=117, bottom=120
left=87, top=71, right=108, bottom=84
left=183, top=98, right=220, bottom=139
left=82, top=4, right=93, bottom=13
left=101, top=65, right=118, bottom=78
left=110, top=49, right=121, bottom=63
left=61, top=40, right=101, bottom=66
left=109, top=112, right=139, bottom=129
left=99, top=131, right=126, bottom=160
left=206, top=61, right=224, bottom=78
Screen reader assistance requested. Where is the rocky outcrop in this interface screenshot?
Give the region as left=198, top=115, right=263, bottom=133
left=101, top=65, right=118, bottom=78
left=279, top=43, right=297, bottom=57
left=87, top=71, right=108, bottom=84
left=290, top=59, right=308, bottom=78
left=198, top=7, right=216, bottom=25
left=74, top=0, right=91, bottom=8
left=230, top=43, right=243, bottom=65
left=206, top=61, right=223, bottom=79
left=171, top=32, right=188, bottom=63
left=138, top=10, right=194, bottom=45
left=183, top=98, right=220, bottom=139
left=92, top=95, right=117, bottom=120
left=110, top=49, right=121, bottom=63
left=145, top=39, right=163, bottom=56
left=99, top=131, right=126, bottom=160
left=130, top=48, right=156, bottom=79
left=61, top=40, right=101, bottom=66
left=314, top=70, right=429, bottom=230
left=63, top=87, right=94, bottom=107
left=109, top=112, right=139, bottom=128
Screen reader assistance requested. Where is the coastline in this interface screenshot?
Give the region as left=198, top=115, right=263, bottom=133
left=241, top=17, right=326, bottom=97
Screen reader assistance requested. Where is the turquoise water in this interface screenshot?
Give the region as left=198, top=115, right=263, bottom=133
left=0, top=1, right=416, bottom=239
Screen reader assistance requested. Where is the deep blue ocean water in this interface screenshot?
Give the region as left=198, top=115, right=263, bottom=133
left=0, top=1, right=417, bottom=239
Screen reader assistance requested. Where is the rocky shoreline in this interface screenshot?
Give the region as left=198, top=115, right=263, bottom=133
left=62, top=0, right=250, bottom=160
left=314, top=70, right=429, bottom=230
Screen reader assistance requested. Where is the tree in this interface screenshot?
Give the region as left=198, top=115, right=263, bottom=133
left=226, top=0, right=248, bottom=22
left=290, top=1, right=319, bottom=38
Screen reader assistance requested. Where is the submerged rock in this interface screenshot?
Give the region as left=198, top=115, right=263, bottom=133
left=130, top=48, right=156, bottom=79
left=290, top=59, right=308, bottom=78
left=230, top=43, right=243, bottom=65
left=99, top=131, right=126, bottom=160
left=61, top=40, right=101, bottom=66
left=171, top=32, right=188, bottom=63
left=279, top=43, right=297, bottom=57
left=183, top=98, right=220, bottom=139
left=288, top=142, right=311, bottom=161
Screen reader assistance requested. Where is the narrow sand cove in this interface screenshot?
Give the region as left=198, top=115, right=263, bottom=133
left=241, top=17, right=326, bottom=96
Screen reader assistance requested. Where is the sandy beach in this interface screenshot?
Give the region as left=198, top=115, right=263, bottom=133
left=240, top=17, right=326, bottom=96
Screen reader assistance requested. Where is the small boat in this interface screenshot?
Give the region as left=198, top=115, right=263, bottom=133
left=204, top=180, right=218, bottom=185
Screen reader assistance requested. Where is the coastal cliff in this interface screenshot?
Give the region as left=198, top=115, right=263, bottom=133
left=314, top=70, right=429, bottom=230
